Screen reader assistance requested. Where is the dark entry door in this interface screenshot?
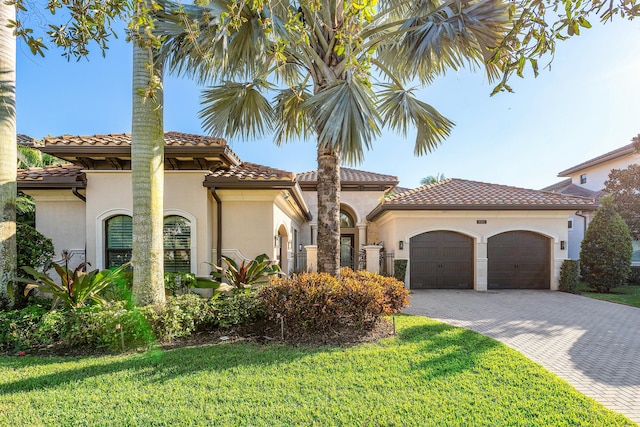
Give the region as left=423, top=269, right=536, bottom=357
left=488, top=231, right=550, bottom=289
left=410, top=231, right=473, bottom=289
left=340, top=235, right=355, bottom=269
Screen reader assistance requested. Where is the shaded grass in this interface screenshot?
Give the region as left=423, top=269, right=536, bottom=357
left=578, top=282, right=640, bottom=308
left=0, top=315, right=634, bottom=426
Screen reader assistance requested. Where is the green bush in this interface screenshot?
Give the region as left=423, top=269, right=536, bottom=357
left=164, top=272, right=197, bottom=296
left=393, top=259, right=408, bottom=282
left=0, top=305, right=49, bottom=352
left=580, top=197, right=633, bottom=293
left=258, top=268, right=409, bottom=338
left=215, top=290, right=265, bottom=328
left=14, top=224, right=55, bottom=309
left=559, top=260, right=579, bottom=293
left=628, top=267, right=640, bottom=286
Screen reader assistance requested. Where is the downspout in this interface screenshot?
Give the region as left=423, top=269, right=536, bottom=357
left=71, top=187, right=86, bottom=202
left=575, top=211, right=588, bottom=235
left=211, top=188, right=222, bottom=266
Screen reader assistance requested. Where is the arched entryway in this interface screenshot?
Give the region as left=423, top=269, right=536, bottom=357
left=277, top=224, right=289, bottom=273
left=487, top=231, right=550, bottom=289
left=340, top=207, right=358, bottom=269
left=409, top=231, right=474, bottom=289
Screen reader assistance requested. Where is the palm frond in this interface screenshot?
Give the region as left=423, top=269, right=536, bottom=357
left=302, top=78, right=382, bottom=165
left=376, top=0, right=510, bottom=84
left=273, top=86, right=313, bottom=145
left=377, top=82, right=454, bottom=155
left=199, top=80, right=275, bottom=140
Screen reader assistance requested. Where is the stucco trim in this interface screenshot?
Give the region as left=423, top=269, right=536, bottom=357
left=482, top=227, right=560, bottom=243
left=405, top=227, right=481, bottom=242
left=96, top=208, right=132, bottom=270
left=164, top=208, right=198, bottom=273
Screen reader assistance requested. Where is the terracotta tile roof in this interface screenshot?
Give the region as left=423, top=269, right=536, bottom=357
left=297, top=167, right=398, bottom=184
left=208, top=162, right=295, bottom=181
left=557, top=135, right=639, bottom=176
left=386, top=186, right=412, bottom=196
left=43, top=131, right=227, bottom=147
left=17, top=164, right=85, bottom=189
left=367, top=178, right=597, bottom=220
left=17, top=134, right=40, bottom=147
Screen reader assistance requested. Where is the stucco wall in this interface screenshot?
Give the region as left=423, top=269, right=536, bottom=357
left=26, top=189, right=86, bottom=269
left=86, top=171, right=211, bottom=274
left=376, top=210, right=574, bottom=290
left=568, top=152, right=640, bottom=191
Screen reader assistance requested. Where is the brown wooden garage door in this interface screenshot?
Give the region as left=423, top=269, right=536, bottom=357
left=410, top=231, right=473, bottom=289
left=488, top=231, right=550, bottom=289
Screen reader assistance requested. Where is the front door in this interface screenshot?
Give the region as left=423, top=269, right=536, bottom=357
left=340, top=234, right=355, bottom=269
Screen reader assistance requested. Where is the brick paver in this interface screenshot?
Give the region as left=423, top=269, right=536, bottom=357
left=404, top=290, right=640, bottom=424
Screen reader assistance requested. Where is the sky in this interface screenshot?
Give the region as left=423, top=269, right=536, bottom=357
left=15, top=14, right=640, bottom=191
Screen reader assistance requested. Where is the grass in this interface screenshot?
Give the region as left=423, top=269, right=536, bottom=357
left=577, top=282, right=640, bottom=308
left=0, top=315, right=634, bottom=426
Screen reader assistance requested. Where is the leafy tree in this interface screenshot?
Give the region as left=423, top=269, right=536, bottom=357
left=603, top=160, right=640, bottom=239
left=420, top=173, right=446, bottom=186
left=155, top=0, right=639, bottom=277
left=580, top=196, right=632, bottom=293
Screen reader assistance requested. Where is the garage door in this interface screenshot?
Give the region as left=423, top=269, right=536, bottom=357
left=410, top=231, right=473, bottom=289
left=488, top=231, right=550, bottom=289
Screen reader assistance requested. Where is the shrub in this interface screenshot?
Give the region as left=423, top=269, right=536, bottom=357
left=393, top=259, right=408, bottom=283
left=258, top=269, right=409, bottom=339
left=215, top=290, right=265, bottom=328
left=628, top=267, right=640, bottom=286
left=0, top=305, right=49, bottom=352
left=14, top=223, right=55, bottom=309
left=580, top=197, right=633, bottom=293
left=211, top=254, right=281, bottom=291
left=558, top=260, right=579, bottom=293
left=164, top=272, right=197, bottom=296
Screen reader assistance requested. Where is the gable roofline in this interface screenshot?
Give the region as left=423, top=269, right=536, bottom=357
left=557, top=135, right=640, bottom=177
left=17, top=164, right=86, bottom=189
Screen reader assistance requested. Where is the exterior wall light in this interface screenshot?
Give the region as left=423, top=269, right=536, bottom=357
left=560, top=240, right=566, bottom=250
left=399, top=240, right=404, bottom=250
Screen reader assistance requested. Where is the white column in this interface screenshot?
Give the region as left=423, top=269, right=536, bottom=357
left=356, top=223, right=367, bottom=246
left=305, top=245, right=318, bottom=272
left=364, top=245, right=383, bottom=274
left=476, top=241, right=487, bottom=291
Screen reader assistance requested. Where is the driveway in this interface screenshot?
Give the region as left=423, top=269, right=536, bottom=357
left=404, top=290, right=640, bottom=424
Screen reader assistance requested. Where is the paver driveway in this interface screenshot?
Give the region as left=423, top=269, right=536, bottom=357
left=404, top=290, right=640, bottom=424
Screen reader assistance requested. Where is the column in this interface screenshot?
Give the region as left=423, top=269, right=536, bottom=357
left=364, top=245, right=383, bottom=274
left=305, top=245, right=317, bottom=272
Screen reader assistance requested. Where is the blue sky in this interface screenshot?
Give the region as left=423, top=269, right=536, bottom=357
left=16, top=16, right=640, bottom=190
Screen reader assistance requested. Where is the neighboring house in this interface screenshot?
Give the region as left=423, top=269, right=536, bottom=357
left=17, top=132, right=597, bottom=291
left=543, top=137, right=640, bottom=262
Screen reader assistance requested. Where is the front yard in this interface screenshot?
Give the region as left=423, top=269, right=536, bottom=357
left=0, top=315, right=633, bottom=426
left=578, top=283, right=640, bottom=308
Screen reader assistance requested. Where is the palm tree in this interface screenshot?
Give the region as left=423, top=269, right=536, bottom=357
left=420, top=173, right=446, bottom=186
left=130, top=40, right=166, bottom=306
left=0, top=0, right=17, bottom=306
left=155, top=0, right=510, bottom=275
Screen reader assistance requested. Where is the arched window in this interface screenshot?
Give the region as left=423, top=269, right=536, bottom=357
left=164, top=215, right=191, bottom=272
left=105, top=215, right=132, bottom=268
left=340, top=210, right=355, bottom=228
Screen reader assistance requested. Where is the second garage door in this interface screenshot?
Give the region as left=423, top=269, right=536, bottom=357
left=410, top=231, right=473, bottom=289
left=488, top=231, right=550, bottom=289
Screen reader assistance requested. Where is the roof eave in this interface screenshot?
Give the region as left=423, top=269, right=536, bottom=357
left=367, top=203, right=598, bottom=221
left=557, top=146, right=636, bottom=177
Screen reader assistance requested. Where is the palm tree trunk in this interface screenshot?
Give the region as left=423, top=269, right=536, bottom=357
left=316, top=144, right=340, bottom=276
left=131, top=43, right=165, bottom=306
left=0, top=1, right=16, bottom=307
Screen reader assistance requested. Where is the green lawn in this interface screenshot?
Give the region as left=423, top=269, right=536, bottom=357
left=0, top=316, right=633, bottom=426
left=578, top=283, right=640, bottom=308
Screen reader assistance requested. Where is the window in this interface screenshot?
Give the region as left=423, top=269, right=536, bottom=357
left=340, top=210, right=355, bottom=228
left=568, top=219, right=573, bottom=230
left=105, top=215, right=132, bottom=268
left=164, top=215, right=191, bottom=272
left=104, top=214, right=192, bottom=272
left=580, top=174, right=587, bottom=184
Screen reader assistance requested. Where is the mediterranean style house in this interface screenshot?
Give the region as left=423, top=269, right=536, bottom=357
left=18, top=132, right=597, bottom=291
left=543, top=136, right=640, bottom=262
